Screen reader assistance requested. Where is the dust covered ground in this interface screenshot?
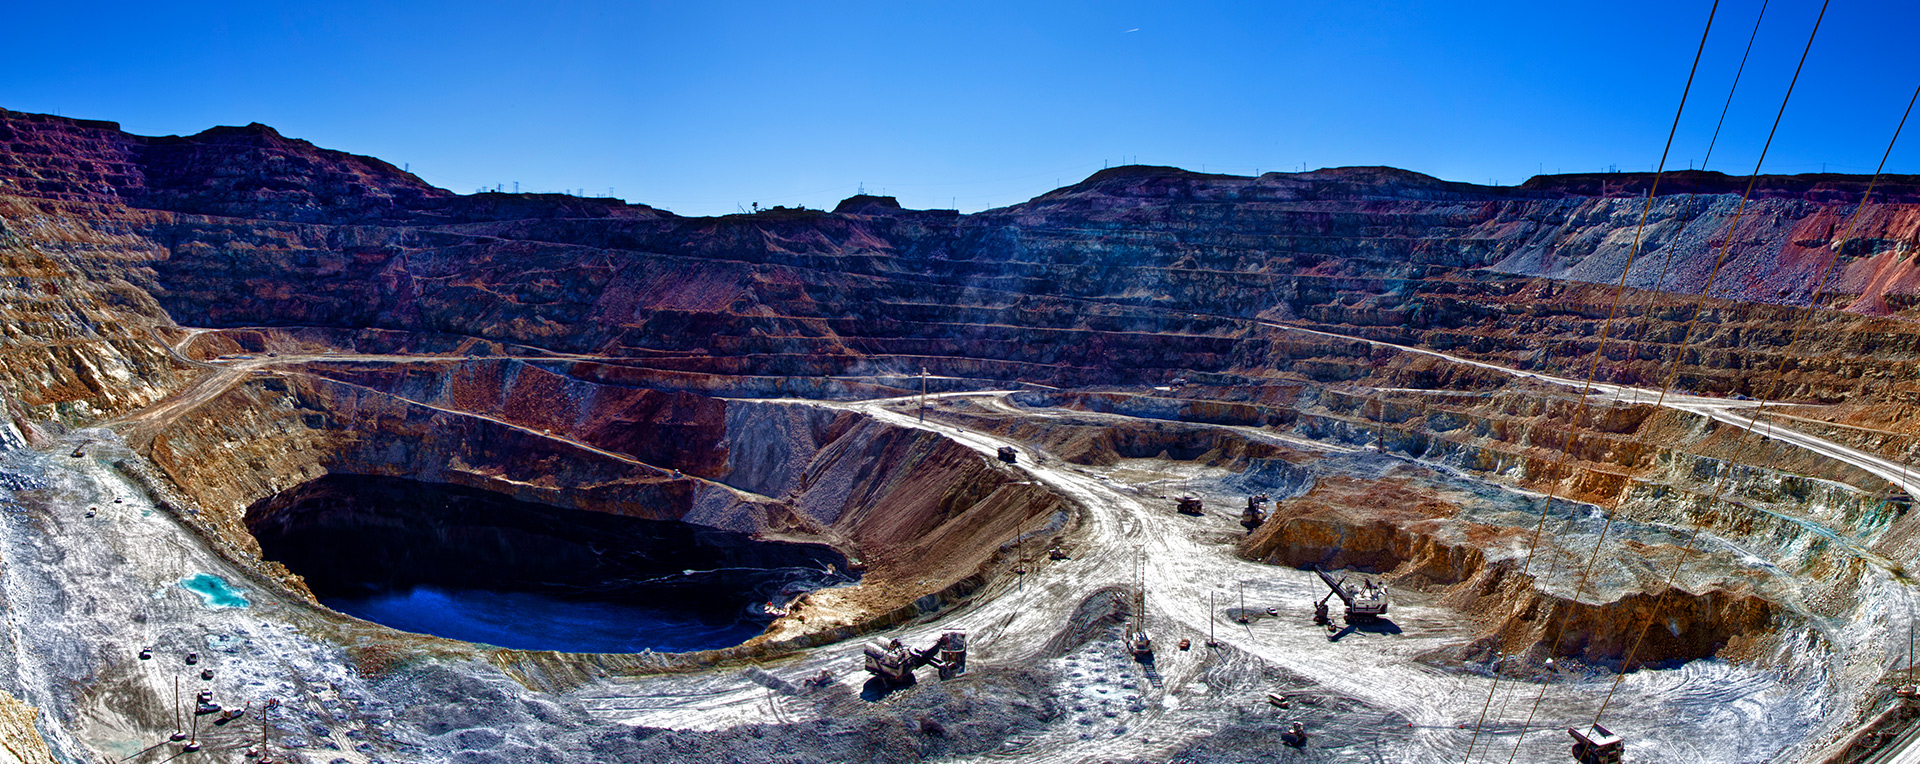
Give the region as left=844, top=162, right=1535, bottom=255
left=0, top=390, right=1868, bottom=764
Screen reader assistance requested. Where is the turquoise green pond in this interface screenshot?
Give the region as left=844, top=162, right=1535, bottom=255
left=180, top=573, right=251, bottom=609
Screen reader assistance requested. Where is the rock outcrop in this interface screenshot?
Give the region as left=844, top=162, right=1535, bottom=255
left=3, top=107, right=1917, bottom=763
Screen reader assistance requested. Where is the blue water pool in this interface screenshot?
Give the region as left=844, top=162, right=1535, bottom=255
left=249, top=474, right=852, bottom=654
left=179, top=573, right=251, bottom=609
left=322, top=586, right=766, bottom=653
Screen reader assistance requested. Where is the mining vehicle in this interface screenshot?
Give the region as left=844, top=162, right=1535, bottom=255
left=1568, top=724, right=1623, bottom=764
left=862, top=631, right=970, bottom=687
left=1314, top=568, right=1388, bottom=621
left=1128, top=630, right=1153, bottom=659
left=1128, top=547, right=1153, bottom=659
left=1176, top=495, right=1204, bottom=516
left=997, top=446, right=1018, bottom=465
left=927, top=631, right=967, bottom=680
left=1241, top=494, right=1268, bottom=532
left=864, top=639, right=917, bottom=687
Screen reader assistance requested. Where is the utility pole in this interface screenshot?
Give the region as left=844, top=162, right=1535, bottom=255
left=1373, top=394, right=1387, bottom=453
left=1207, top=592, right=1218, bottom=648
left=172, top=675, right=185, bottom=742
left=919, top=367, right=928, bottom=422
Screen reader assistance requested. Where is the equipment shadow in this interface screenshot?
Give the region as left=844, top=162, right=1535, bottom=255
left=861, top=676, right=913, bottom=702
left=1327, top=617, right=1402, bottom=643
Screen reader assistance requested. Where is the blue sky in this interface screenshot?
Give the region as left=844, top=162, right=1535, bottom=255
left=7, top=1, right=1917, bottom=216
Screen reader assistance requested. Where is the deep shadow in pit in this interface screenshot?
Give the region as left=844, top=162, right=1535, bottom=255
left=245, top=475, right=853, bottom=653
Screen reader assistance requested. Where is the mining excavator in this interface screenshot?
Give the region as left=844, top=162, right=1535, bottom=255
left=862, top=631, right=968, bottom=688
left=1313, top=568, right=1388, bottom=622
left=1241, top=494, right=1268, bottom=533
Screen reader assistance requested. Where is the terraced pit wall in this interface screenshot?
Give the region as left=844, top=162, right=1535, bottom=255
left=138, top=355, right=1066, bottom=662
left=5, top=107, right=1920, bottom=677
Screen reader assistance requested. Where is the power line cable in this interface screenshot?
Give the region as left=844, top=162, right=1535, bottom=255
left=1493, top=5, right=1836, bottom=757
left=1700, top=0, right=1770, bottom=171
left=1457, top=2, right=1722, bottom=760
left=1593, top=73, right=1913, bottom=731
left=1620, top=0, right=1771, bottom=342
left=1496, top=1, right=1834, bottom=758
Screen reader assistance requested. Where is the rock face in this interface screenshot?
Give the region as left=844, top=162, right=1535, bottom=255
left=12, top=108, right=1920, bottom=402
left=4, top=107, right=1919, bottom=763
left=1241, top=473, right=1778, bottom=667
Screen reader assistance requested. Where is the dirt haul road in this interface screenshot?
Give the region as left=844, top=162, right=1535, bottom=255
left=1260, top=321, right=1917, bottom=498
left=84, top=330, right=1877, bottom=763
left=575, top=389, right=1823, bottom=763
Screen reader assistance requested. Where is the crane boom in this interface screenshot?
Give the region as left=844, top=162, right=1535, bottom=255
left=1313, top=568, right=1388, bottom=621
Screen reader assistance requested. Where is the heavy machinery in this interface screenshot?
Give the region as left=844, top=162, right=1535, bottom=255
left=1128, top=630, right=1153, bottom=659
left=1567, top=724, right=1623, bottom=763
left=1129, top=546, right=1153, bottom=660
left=928, top=631, right=967, bottom=680
left=1314, top=568, right=1388, bottom=622
left=1176, top=495, right=1204, bottom=516
left=1281, top=721, right=1309, bottom=748
left=1241, top=494, right=1268, bottom=533
left=997, top=446, right=1018, bottom=465
left=862, top=631, right=969, bottom=688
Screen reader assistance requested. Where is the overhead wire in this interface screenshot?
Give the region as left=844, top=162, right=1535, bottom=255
left=1491, top=3, right=1841, bottom=756
left=1456, top=2, right=1722, bottom=760
left=1620, top=0, right=1770, bottom=354
left=1593, top=72, right=1913, bottom=730
left=1700, top=0, right=1770, bottom=171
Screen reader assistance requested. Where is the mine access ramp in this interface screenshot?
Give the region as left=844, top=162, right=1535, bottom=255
left=862, top=632, right=967, bottom=688
left=1314, top=568, right=1388, bottom=621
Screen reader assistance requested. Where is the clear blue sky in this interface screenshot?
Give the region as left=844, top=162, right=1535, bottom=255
left=7, top=1, right=1917, bottom=216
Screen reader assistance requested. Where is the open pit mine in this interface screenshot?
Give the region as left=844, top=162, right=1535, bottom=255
left=4, top=107, right=1920, bottom=763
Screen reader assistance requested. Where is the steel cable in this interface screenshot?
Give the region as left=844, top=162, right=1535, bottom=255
left=1701, top=0, right=1770, bottom=171
left=1458, top=2, right=1722, bottom=760
left=1593, top=73, right=1913, bottom=729
left=1497, top=2, right=1836, bottom=758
